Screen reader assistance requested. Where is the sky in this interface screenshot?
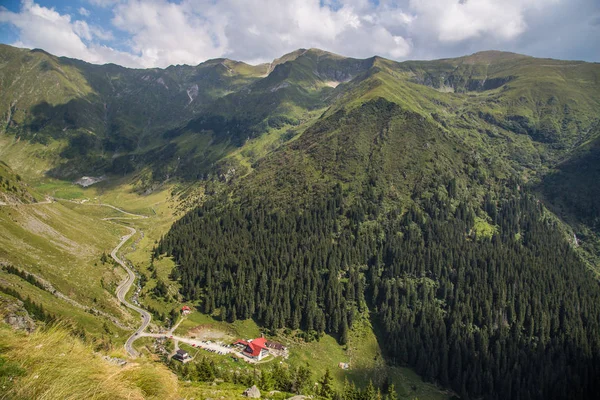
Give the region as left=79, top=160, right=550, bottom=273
left=0, top=0, right=598, bottom=69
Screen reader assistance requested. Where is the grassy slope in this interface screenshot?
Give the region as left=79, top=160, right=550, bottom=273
left=0, top=44, right=272, bottom=182
left=0, top=200, right=134, bottom=328
left=537, top=129, right=600, bottom=267
left=169, top=311, right=449, bottom=399
left=0, top=318, right=258, bottom=399
left=0, top=134, right=65, bottom=183
left=0, top=160, right=42, bottom=204
left=0, top=45, right=94, bottom=127
left=0, top=320, right=202, bottom=400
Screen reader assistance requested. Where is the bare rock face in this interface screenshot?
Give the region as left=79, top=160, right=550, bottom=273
left=0, top=296, right=36, bottom=333
left=243, top=385, right=261, bottom=398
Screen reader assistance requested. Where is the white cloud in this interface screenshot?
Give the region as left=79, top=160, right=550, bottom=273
left=88, top=0, right=122, bottom=7
left=110, top=0, right=227, bottom=67
left=177, top=0, right=414, bottom=63
left=77, top=0, right=415, bottom=67
left=78, top=7, right=90, bottom=17
left=407, top=0, right=559, bottom=42
left=90, top=25, right=114, bottom=41
left=0, top=0, right=141, bottom=67
left=2, top=0, right=593, bottom=68
left=73, top=20, right=92, bottom=40
left=73, top=19, right=114, bottom=42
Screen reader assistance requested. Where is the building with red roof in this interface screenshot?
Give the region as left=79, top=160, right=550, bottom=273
left=235, top=337, right=269, bottom=360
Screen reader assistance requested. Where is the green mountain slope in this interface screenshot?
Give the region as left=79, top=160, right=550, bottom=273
left=2, top=45, right=600, bottom=400
left=0, top=44, right=268, bottom=180
left=0, top=161, right=41, bottom=204
left=540, top=121, right=600, bottom=224
left=156, top=52, right=600, bottom=400
left=399, top=51, right=600, bottom=149
left=2, top=44, right=600, bottom=188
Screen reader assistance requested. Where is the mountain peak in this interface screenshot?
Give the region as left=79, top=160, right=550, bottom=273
left=452, top=50, right=531, bottom=64
left=270, top=48, right=348, bottom=70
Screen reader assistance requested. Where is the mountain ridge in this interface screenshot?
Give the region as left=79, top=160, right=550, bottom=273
left=1, top=43, right=599, bottom=187
left=2, top=43, right=600, bottom=399
left=18, top=44, right=578, bottom=69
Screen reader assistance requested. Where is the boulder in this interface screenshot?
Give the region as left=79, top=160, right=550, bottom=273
left=243, top=385, right=261, bottom=398
left=1, top=297, right=36, bottom=333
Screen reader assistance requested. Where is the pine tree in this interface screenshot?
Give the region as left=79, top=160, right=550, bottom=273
left=319, top=368, right=335, bottom=399
left=294, top=364, right=311, bottom=394
left=342, top=378, right=359, bottom=400
left=259, top=370, right=275, bottom=391
left=363, top=380, right=377, bottom=400
left=339, top=314, right=349, bottom=345
left=385, top=383, right=397, bottom=400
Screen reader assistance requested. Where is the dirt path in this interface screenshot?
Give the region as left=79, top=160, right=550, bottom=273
left=0, top=196, right=53, bottom=207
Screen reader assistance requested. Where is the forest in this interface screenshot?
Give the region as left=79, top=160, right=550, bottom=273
left=170, top=358, right=397, bottom=400
left=158, top=175, right=600, bottom=400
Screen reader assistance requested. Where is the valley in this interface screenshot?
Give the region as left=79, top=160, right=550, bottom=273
left=1, top=44, right=599, bottom=400
left=0, top=175, right=449, bottom=399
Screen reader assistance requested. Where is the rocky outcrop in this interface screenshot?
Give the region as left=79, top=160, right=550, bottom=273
left=0, top=296, right=36, bottom=333
left=243, top=385, right=261, bottom=398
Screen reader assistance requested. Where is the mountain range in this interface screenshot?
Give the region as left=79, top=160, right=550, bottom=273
left=1, top=44, right=600, bottom=400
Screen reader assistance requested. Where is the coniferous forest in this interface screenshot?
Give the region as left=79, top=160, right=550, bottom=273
left=158, top=177, right=600, bottom=400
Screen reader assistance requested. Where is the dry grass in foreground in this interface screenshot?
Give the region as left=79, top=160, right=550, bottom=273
left=0, top=323, right=180, bottom=400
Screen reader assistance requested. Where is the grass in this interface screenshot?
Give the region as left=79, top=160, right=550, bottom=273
left=175, top=312, right=261, bottom=340
left=0, top=314, right=272, bottom=400
left=0, top=202, right=132, bottom=325
left=0, top=322, right=185, bottom=400
left=0, top=273, right=126, bottom=340
left=172, top=310, right=450, bottom=399
left=179, top=381, right=265, bottom=399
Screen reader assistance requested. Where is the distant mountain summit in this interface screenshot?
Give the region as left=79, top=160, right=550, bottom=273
left=0, top=43, right=599, bottom=202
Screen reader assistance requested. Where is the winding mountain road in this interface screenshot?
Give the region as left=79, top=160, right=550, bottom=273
left=3, top=196, right=155, bottom=357
left=111, top=225, right=152, bottom=357
left=58, top=199, right=152, bottom=357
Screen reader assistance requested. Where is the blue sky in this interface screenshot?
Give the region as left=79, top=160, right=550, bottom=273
left=1, top=0, right=599, bottom=68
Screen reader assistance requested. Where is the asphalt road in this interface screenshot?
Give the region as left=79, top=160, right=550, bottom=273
left=69, top=199, right=152, bottom=357
left=2, top=196, right=152, bottom=357
left=64, top=198, right=152, bottom=357
left=112, top=225, right=152, bottom=357
left=139, top=332, right=259, bottom=362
